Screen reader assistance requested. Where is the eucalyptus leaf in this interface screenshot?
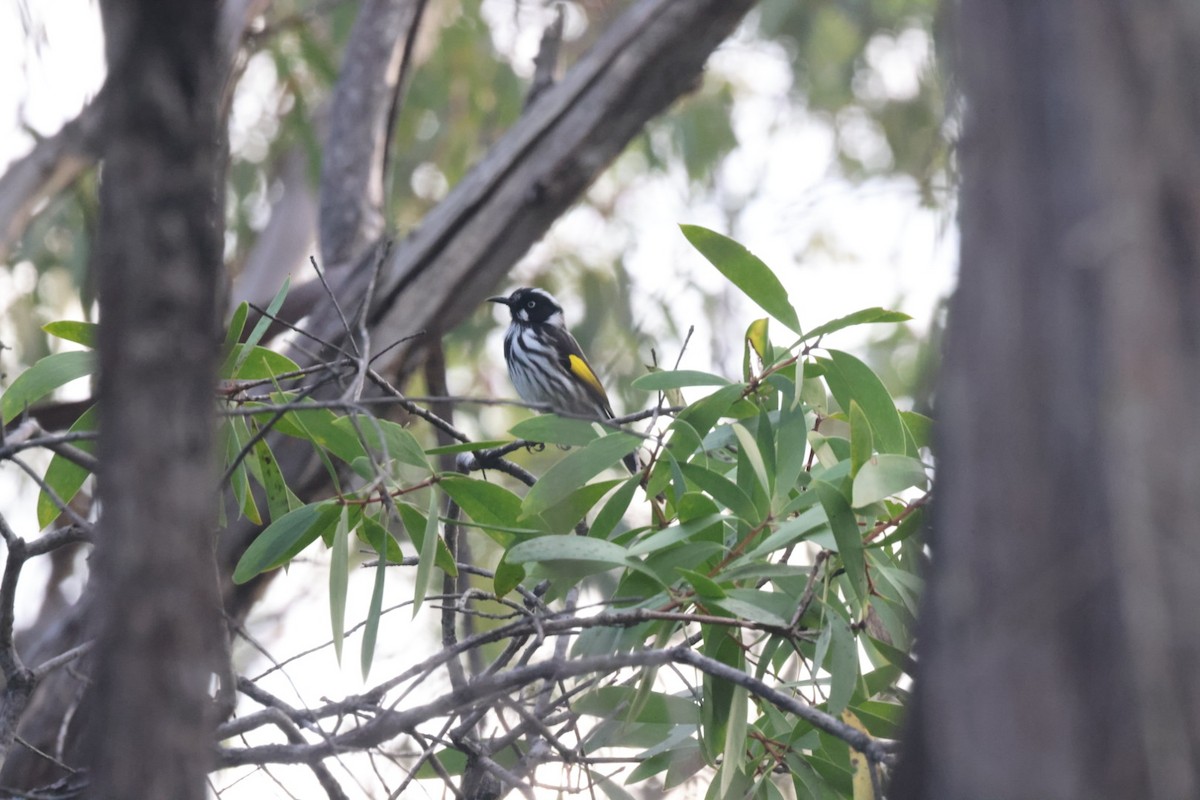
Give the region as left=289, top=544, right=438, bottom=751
left=1, top=351, right=94, bottom=425
left=851, top=454, right=929, bottom=508
left=632, top=370, right=732, bottom=391
left=680, top=224, right=802, bottom=334
left=520, top=433, right=641, bottom=517
left=329, top=507, right=350, bottom=662
left=42, top=320, right=98, bottom=348
left=509, top=414, right=605, bottom=446
left=233, top=501, right=341, bottom=583
left=36, top=404, right=98, bottom=529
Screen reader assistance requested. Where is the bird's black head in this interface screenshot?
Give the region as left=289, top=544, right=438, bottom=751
left=488, top=287, right=564, bottom=327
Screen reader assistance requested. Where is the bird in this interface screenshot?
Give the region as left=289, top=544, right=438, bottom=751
left=488, top=287, right=638, bottom=473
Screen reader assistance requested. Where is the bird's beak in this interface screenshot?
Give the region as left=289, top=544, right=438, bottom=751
left=487, top=295, right=510, bottom=306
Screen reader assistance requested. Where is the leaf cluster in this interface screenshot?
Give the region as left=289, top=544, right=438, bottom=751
left=2, top=227, right=927, bottom=798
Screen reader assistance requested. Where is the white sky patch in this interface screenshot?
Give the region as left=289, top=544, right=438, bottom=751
left=0, top=0, right=104, bottom=168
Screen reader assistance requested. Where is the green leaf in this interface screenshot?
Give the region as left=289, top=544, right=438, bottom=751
left=505, top=535, right=630, bottom=578
left=42, top=320, right=98, bottom=348
left=539, top=478, right=622, bottom=536
left=627, top=513, right=724, bottom=557
left=355, top=513, right=404, bottom=564
left=631, top=370, right=732, bottom=391
left=712, top=595, right=791, bottom=627
left=677, top=568, right=726, bottom=599
left=731, top=423, right=770, bottom=499
left=803, top=307, right=910, bottom=342
left=266, top=402, right=367, bottom=465
left=866, top=634, right=915, bottom=676
left=678, top=462, right=760, bottom=524
left=594, top=774, right=640, bottom=800
left=227, top=346, right=300, bottom=381
left=252, top=437, right=292, bottom=521
left=227, top=278, right=290, bottom=375
left=1, top=351, right=94, bottom=425
left=336, top=416, right=430, bottom=471
left=669, top=384, right=745, bottom=459
left=573, top=686, right=699, bottom=725
left=700, top=626, right=743, bottom=760
left=626, top=745, right=698, bottom=787
left=826, top=615, right=858, bottom=714
left=742, top=504, right=826, bottom=561
left=800, top=365, right=829, bottom=415
left=226, top=418, right=261, bottom=525
left=440, top=475, right=524, bottom=531
left=589, top=476, right=641, bottom=540
left=774, top=404, right=810, bottom=504
left=716, top=589, right=794, bottom=627
left=361, top=544, right=387, bottom=680
left=509, top=415, right=604, bottom=446
left=36, top=404, right=98, bottom=529
left=719, top=684, right=749, bottom=797
left=233, top=501, right=341, bottom=583
left=819, top=350, right=906, bottom=455
left=223, top=302, right=249, bottom=350
left=680, top=224, right=802, bottom=334
left=329, top=507, right=350, bottom=662
left=412, top=748, right=467, bottom=779
left=851, top=700, right=906, bottom=738
left=848, top=400, right=873, bottom=478
left=745, top=318, right=771, bottom=375
left=851, top=455, right=929, bottom=508
left=397, top=502, right=457, bottom=576
left=412, top=492, right=441, bottom=615
left=642, top=365, right=688, bottom=408
left=493, top=558, right=525, bottom=597
left=900, top=410, right=933, bottom=451
left=521, top=432, right=641, bottom=517
left=753, top=409, right=777, bottom=492
left=815, top=481, right=867, bottom=604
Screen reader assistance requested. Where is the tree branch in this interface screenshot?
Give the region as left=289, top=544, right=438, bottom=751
left=319, top=0, right=423, bottom=268
left=216, top=643, right=895, bottom=769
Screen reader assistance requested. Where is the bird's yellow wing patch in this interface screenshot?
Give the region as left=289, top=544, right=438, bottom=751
left=567, top=354, right=608, bottom=400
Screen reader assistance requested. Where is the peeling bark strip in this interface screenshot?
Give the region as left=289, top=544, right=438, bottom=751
left=86, top=1, right=226, bottom=798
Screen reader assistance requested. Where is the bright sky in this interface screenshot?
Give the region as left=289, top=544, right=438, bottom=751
left=0, top=2, right=956, bottom=795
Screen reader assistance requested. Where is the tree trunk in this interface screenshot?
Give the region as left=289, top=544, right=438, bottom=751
left=83, top=1, right=225, bottom=797
left=894, top=2, right=1200, bottom=797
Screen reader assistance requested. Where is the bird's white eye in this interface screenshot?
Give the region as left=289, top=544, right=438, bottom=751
left=526, top=300, right=536, bottom=309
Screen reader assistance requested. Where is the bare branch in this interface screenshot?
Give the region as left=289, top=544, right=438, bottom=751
left=216, top=643, right=896, bottom=770
left=0, top=419, right=98, bottom=473
left=319, top=0, right=424, bottom=268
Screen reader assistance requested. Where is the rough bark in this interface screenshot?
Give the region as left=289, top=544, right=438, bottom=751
left=82, top=0, right=226, bottom=798
left=893, top=2, right=1200, bottom=797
